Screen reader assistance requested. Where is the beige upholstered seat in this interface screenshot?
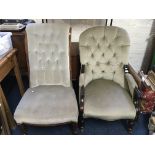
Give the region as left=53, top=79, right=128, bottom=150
left=79, top=26, right=138, bottom=132
left=84, top=79, right=136, bottom=121
left=14, top=86, right=78, bottom=125
left=14, top=23, right=78, bottom=126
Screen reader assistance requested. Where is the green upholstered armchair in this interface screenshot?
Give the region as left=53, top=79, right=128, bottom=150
left=78, top=26, right=141, bottom=133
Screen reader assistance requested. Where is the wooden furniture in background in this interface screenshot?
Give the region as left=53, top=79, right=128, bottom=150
left=70, top=42, right=80, bottom=81
left=0, top=49, right=25, bottom=130
left=11, top=30, right=28, bottom=75
left=0, top=99, right=10, bottom=135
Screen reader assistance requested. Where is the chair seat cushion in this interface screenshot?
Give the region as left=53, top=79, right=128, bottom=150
left=84, top=79, right=136, bottom=121
left=14, top=85, right=78, bottom=125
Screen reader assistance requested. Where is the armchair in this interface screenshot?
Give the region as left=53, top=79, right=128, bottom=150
left=79, top=26, right=141, bottom=133
left=14, top=23, right=79, bottom=134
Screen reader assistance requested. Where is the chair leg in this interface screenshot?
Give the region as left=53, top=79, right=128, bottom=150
left=78, top=116, right=85, bottom=132
left=126, top=119, right=135, bottom=134
left=19, top=124, right=28, bottom=135
left=70, top=123, right=79, bottom=135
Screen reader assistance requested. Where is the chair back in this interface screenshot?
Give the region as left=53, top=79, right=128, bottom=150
left=79, top=26, right=130, bottom=88
left=26, top=23, right=71, bottom=88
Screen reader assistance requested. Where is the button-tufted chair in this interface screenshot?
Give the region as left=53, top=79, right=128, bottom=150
left=14, top=23, right=79, bottom=134
left=79, top=26, right=141, bottom=134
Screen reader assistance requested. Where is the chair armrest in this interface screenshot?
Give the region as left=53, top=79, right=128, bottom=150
left=128, top=63, right=141, bottom=88
left=125, top=73, right=138, bottom=97
left=124, top=64, right=142, bottom=97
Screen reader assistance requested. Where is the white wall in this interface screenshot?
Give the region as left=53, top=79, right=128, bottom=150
left=113, top=19, right=153, bottom=71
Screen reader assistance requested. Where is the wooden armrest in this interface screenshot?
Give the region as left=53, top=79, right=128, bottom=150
left=128, top=63, right=141, bottom=88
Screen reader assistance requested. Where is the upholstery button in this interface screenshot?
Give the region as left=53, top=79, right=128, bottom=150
left=108, top=44, right=111, bottom=48
left=91, top=53, right=94, bottom=58
left=113, top=53, right=116, bottom=57
left=107, top=61, right=110, bottom=65
left=115, top=36, right=119, bottom=40
left=96, top=62, right=100, bottom=66
left=120, top=62, right=123, bottom=67
left=102, top=70, right=105, bottom=73
left=113, top=71, right=116, bottom=74
left=120, top=45, right=125, bottom=48
left=55, top=60, right=59, bottom=64
left=97, top=44, right=100, bottom=49
left=102, top=36, right=105, bottom=40
left=47, top=59, right=50, bottom=63
left=86, top=45, right=90, bottom=49
left=92, top=36, right=95, bottom=41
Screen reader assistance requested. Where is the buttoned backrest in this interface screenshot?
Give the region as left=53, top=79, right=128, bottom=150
left=79, top=26, right=130, bottom=88
left=26, top=23, right=71, bottom=88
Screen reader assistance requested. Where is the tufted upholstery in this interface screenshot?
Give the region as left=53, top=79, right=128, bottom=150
left=79, top=26, right=130, bottom=88
left=26, top=23, right=71, bottom=88
left=14, top=23, right=79, bottom=126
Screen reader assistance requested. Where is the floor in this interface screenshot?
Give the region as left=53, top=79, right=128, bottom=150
left=1, top=75, right=150, bottom=135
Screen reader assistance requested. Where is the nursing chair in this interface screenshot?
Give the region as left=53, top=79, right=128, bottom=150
left=14, top=23, right=79, bottom=134
left=79, top=26, right=140, bottom=133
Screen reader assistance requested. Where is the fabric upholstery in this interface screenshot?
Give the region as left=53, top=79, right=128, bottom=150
left=79, top=72, right=85, bottom=87
left=26, top=23, right=71, bottom=88
left=14, top=86, right=78, bottom=124
left=14, top=23, right=78, bottom=126
left=84, top=79, right=136, bottom=121
left=79, top=26, right=130, bottom=88
left=125, top=73, right=138, bottom=98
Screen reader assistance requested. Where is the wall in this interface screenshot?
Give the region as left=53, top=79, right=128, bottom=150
left=113, top=19, right=153, bottom=71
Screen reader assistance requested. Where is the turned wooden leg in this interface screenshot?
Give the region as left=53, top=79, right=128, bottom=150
left=0, top=102, right=11, bottom=135
left=126, top=119, right=135, bottom=134
left=70, top=123, right=78, bottom=135
left=79, top=115, right=85, bottom=132
left=19, top=124, right=28, bottom=135
left=0, top=85, right=16, bottom=129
